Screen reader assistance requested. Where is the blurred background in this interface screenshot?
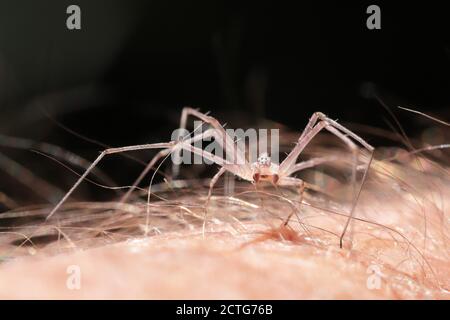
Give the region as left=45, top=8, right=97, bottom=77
left=0, top=0, right=449, bottom=206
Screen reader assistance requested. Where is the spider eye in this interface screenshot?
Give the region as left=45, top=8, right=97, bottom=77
left=257, top=153, right=271, bottom=166
left=253, top=173, right=260, bottom=183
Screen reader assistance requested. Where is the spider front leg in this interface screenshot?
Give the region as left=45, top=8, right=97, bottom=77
left=48, top=133, right=242, bottom=221
left=47, top=142, right=176, bottom=220
left=202, top=166, right=228, bottom=236
left=277, top=176, right=306, bottom=226
left=279, top=112, right=374, bottom=248
left=280, top=112, right=373, bottom=174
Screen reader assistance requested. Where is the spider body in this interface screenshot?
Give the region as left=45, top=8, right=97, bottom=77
left=251, top=153, right=280, bottom=184
left=47, top=107, right=374, bottom=247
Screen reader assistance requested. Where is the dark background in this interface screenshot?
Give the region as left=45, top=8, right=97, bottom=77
left=0, top=1, right=449, bottom=204
left=1, top=1, right=449, bottom=131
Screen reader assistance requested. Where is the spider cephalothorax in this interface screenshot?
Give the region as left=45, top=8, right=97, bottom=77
left=251, top=152, right=280, bottom=184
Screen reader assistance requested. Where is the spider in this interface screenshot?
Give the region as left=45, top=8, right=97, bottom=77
left=47, top=107, right=374, bottom=247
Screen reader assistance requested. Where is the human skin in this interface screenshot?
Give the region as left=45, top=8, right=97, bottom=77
left=0, top=152, right=448, bottom=299
left=0, top=221, right=448, bottom=300
left=0, top=193, right=448, bottom=299
left=0, top=229, right=394, bottom=299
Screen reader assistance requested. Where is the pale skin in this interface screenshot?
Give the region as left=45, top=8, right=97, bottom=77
left=1, top=109, right=448, bottom=299
left=0, top=201, right=448, bottom=299
left=46, top=107, right=374, bottom=247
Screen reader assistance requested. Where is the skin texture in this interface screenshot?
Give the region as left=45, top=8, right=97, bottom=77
left=0, top=144, right=448, bottom=299
left=0, top=220, right=448, bottom=300
left=0, top=228, right=394, bottom=299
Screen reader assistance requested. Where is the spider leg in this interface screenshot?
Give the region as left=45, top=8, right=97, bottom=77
left=318, top=123, right=373, bottom=248
left=285, top=155, right=340, bottom=176
left=120, top=128, right=227, bottom=203
left=280, top=121, right=328, bottom=174
left=48, top=133, right=249, bottom=221
left=314, top=112, right=374, bottom=150
left=276, top=176, right=311, bottom=237
left=278, top=177, right=305, bottom=226
left=173, top=107, right=246, bottom=176
left=280, top=112, right=373, bottom=175
left=47, top=142, right=176, bottom=220
left=297, top=112, right=322, bottom=140
left=182, top=107, right=246, bottom=161
left=340, top=152, right=373, bottom=248
left=279, top=112, right=374, bottom=248
left=119, top=149, right=171, bottom=203
left=323, top=125, right=358, bottom=194
left=202, top=166, right=227, bottom=236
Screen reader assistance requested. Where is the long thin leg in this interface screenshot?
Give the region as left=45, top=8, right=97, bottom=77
left=49, top=135, right=246, bottom=220
left=280, top=112, right=374, bottom=174
left=280, top=121, right=328, bottom=174
left=320, top=125, right=374, bottom=248
left=202, top=166, right=227, bottom=236
left=279, top=177, right=305, bottom=226
left=173, top=107, right=246, bottom=176
left=141, top=140, right=240, bottom=236
left=280, top=120, right=361, bottom=190
left=339, top=152, right=373, bottom=248
left=279, top=113, right=374, bottom=248
left=181, top=108, right=245, bottom=162
left=120, top=128, right=226, bottom=204
left=119, top=149, right=171, bottom=203
left=314, top=112, right=373, bottom=150
left=46, top=142, right=175, bottom=220
left=275, top=176, right=312, bottom=237
left=325, top=125, right=358, bottom=187
left=285, top=155, right=340, bottom=176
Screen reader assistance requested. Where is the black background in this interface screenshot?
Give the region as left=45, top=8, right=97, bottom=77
left=1, top=1, right=449, bottom=131
left=0, top=1, right=449, bottom=202
left=0, top=300, right=443, bottom=318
